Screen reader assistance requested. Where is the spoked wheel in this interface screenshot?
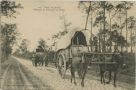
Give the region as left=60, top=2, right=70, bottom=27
left=104, top=71, right=110, bottom=83
left=58, top=55, right=66, bottom=79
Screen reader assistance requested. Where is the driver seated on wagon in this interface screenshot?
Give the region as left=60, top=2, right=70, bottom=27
left=36, top=45, right=44, bottom=53
left=35, top=45, right=45, bottom=66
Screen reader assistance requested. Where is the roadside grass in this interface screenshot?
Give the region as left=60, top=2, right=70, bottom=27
left=87, top=53, right=135, bottom=89
left=13, top=53, right=135, bottom=90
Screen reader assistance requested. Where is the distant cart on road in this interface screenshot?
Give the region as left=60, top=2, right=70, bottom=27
left=32, top=46, right=45, bottom=67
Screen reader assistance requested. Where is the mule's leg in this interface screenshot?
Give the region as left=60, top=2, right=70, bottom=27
left=71, top=76, right=72, bottom=83
left=73, top=71, right=76, bottom=85
left=114, top=71, right=117, bottom=87
left=100, top=73, right=102, bottom=84
left=100, top=71, right=103, bottom=84
left=45, top=59, right=48, bottom=66
left=107, top=71, right=111, bottom=84
left=101, top=71, right=105, bottom=85
left=42, top=60, right=43, bottom=66
left=81, top=70, right=87, bottom=87
left=81, top=77, right=84, bottom=87
left=70, top=66, right=73, bottom=83
left=100, top=65, right=104, bottom=84
left=35, top=59, right=37, bottom=67
left=45, top=60, right=47, bottom=66
left=39, top=60, right=40, bottom=66
left=81, top=64, right=87, bottom=87
left=33, top=60, right=35, bottom=66
left=71, top=67, right=76, bottom=85
left=103, top=72, right=105, bottom=85
left=40, top=60, right=42, bottom=66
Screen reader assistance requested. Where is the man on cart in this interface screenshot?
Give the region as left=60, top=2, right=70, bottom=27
left=34, top=45, right=45, bottom=66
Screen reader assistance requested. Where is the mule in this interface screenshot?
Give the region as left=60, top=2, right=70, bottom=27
left=99, top=54, right=123, bottom=87
left=44, top=55, right=48, bottom=66
left=70, top=54, right=89, bottom=87
left=34, top=52, right=46, bottom=67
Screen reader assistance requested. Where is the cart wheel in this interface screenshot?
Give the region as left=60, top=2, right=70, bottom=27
left=58, top=55, right=66, bottom=79
left=104, top=71, right=110, bottom=83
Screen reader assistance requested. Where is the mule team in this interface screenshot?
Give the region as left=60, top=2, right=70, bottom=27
left=32, top=45, right=124, bottom=87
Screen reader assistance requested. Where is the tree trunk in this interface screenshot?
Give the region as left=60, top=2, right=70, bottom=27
left=91, top=13, right=93, bottom=51
left=131, top=28, right=133, bottom=53
left=85, top=13, right=89, bottom=30
left=103, top=1, right=106, bottom=52
left=119, top=10, right=123, bottom=52
left=125, top=2, right=128, bottom=52
left=99, top=34, right=101, bottom=52
left=85, top=2, right=91, bottom=30
left=0, top=11, right=2, bottom=79
left=109, top=11, right=112, bottom=52
left=99, top=23, right=102, bottom=52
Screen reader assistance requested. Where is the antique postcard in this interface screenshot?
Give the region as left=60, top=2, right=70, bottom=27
left=0, top=0, right=135, bottom=90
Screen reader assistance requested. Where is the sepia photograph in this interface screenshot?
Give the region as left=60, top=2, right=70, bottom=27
left=0, top=0, right=135, bottom=90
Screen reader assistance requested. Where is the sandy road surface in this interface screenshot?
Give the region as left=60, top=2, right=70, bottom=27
left=11, top=56, right=134, bottom=90
left=0, top=57, right=52, bottom=90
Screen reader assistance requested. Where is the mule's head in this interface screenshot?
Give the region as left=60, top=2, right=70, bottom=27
left=119, top=55, right=128, bottom=70
left=112, top=53, right=127, bottom=69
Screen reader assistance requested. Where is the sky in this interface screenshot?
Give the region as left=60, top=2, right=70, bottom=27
left=6, top=0, right=136, bottom=51
left=13, top=0, right=88, bottom=51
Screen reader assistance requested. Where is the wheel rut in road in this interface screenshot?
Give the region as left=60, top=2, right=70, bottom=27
left=1, top=57, right=52, bottom=90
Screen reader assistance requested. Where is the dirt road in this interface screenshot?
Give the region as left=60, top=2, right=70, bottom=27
left=0, top=56, right=134, bottom=90
left=0, top=57, right=52, bottom=90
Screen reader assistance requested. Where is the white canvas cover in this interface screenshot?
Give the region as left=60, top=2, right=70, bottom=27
left=53, top=29, right=92, bottom=51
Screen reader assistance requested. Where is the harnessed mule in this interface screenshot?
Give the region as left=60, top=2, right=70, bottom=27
left=70, top=53, right=90, bottom=87
left=99, top=54, right=122, bottom=87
